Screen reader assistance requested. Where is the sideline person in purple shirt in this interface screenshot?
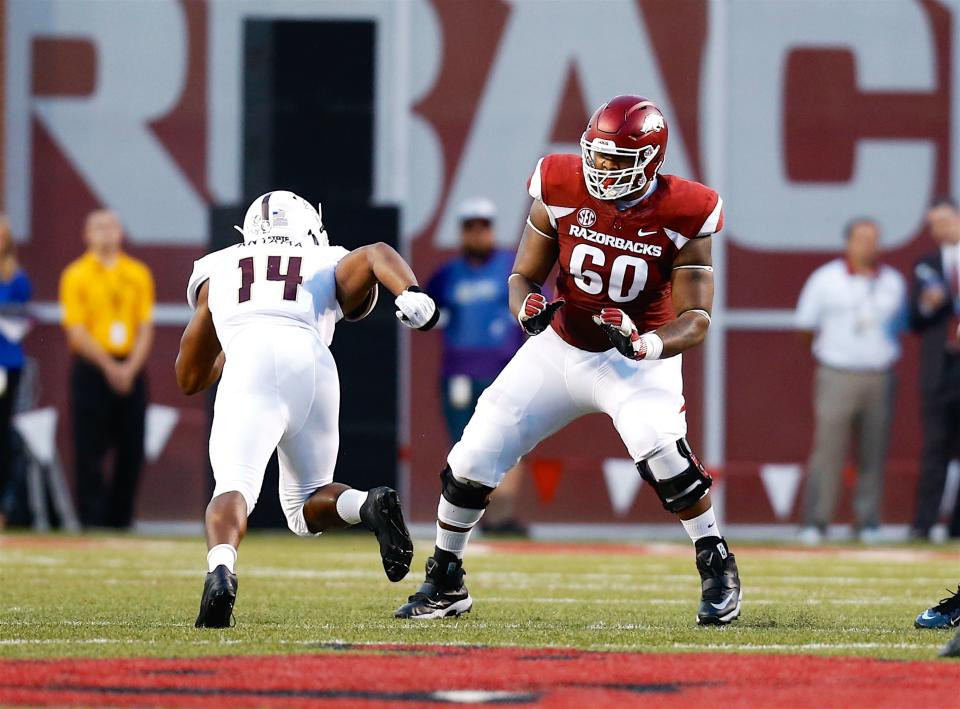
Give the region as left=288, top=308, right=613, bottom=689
left=427, top=198, right=526, bottom=534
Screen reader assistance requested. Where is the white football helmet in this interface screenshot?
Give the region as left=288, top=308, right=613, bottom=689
left=235, top=190, right=329, bottom=246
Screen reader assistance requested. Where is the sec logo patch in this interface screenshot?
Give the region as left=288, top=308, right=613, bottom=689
left=577, top=208, right=597, bottom=227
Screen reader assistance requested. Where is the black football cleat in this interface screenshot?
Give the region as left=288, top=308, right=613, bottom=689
left=695, top=540, right=741, bottom=626
left=195, top=565, right=237, bottom=629
left=360, top=487, right=414, bottom=583
left=915, top=586, right=960, bottom=629
left=395, top=556, right=473, bottom=619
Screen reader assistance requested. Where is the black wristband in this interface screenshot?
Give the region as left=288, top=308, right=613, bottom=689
left=405, top=285, right=422, bottom=294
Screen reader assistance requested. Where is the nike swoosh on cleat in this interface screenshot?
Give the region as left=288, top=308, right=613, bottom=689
left=920, top=610, right=939, bottom=620
left=711, top=592, right=735, bottom=611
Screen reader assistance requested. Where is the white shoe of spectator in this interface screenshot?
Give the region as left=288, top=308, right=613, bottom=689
left=799, top=526, right=823, bottom=546
left=857, top=526, right=882, bottom=545
left=930, top=525, right=949, bottom=544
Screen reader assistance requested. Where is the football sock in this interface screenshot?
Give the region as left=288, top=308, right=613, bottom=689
left=207, top=544, right=237, bottom=573
left=435, top=523, right=473, bottom=559
left=434, top=497, right=485, bottom=559
left=335, top=489, right=368, bottom=525
left=681, top=507, right=721, bottom=543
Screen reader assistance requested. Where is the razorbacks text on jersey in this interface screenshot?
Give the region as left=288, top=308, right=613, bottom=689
left=186, top=240, right=360, bottom=350
left=528, top=154, right=724, bottom=352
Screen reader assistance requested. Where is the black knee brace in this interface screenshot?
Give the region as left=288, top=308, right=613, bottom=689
left=440, top=466, right=493, bottom=510
left=637, top=438, right=712, bottom=513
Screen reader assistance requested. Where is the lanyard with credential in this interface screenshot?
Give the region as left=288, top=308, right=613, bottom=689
left=853, top=274, right=883, bottom=334
left=108, top=274, right=129, bottom=350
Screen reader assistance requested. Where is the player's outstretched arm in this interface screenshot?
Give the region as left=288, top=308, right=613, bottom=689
left=510, top=200, right=562, bottom=335
left=661, top=235, right=714, bottom=356
left=335, top=242, right=439, bottom=330
left=175, top=281, right=224, bottom=395
left=595, top=236, right=713, bottom=360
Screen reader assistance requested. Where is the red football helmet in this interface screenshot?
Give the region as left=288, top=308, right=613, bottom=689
left=580, top=95, right=668, bottom=200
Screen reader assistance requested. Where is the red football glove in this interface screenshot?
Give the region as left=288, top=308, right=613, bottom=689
left=593, top=308, right=643, bottom=358
left=592, top=308, right=662, bottom=360
left=518, top=293, right=564, bottom=335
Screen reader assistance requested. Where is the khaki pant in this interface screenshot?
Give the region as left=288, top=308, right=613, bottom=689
left=803, top=365, right=896, bottom=529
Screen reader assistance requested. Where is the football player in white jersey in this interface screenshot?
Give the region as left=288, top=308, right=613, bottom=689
left=176, top=190, right=438, bottom=628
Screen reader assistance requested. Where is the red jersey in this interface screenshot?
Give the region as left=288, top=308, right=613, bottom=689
left=528, top=154, right=724, bottom=352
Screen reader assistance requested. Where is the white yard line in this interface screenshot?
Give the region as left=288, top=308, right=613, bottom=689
left=669, top=642, right=944, bottom=652
left=481, top=596, right=930, bottom=606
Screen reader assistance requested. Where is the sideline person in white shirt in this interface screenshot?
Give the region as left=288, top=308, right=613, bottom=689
left=795, top=218, right=907, bottom=544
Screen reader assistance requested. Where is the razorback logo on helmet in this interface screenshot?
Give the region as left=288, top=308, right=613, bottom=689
left=641, top=113, right=665, bottom=133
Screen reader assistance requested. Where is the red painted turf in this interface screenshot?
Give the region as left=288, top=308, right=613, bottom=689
left=0, top=645, right=957, bottom=708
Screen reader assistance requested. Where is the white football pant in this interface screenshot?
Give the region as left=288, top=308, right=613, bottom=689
left=448, top=325, right=687, bottom=487
left=209, top=325, right=339, bottom=535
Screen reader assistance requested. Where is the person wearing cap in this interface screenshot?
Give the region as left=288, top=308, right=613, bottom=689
left=426, top=198, right=526, bottom=534
left=59, top=209, right=155, bottom=529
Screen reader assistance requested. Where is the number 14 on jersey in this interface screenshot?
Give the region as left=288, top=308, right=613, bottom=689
left=238, top=255, right=304, bottom=303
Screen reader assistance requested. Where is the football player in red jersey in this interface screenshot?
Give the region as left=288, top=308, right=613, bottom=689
left=396, top=96, right=741, bottom=625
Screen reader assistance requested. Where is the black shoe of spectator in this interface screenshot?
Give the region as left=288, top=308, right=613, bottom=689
left=909, top=527, right=931, bottom=542
left=480, top=518, right=528, bottom=536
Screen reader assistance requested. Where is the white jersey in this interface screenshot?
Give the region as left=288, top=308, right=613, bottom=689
left=186, top=240, right=351, bottom=351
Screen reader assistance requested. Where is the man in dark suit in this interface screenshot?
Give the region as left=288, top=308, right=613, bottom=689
left=910, top=196, right=960, bottom=539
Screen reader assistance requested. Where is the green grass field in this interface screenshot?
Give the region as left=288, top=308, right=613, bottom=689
left=1, top=532, right=958, bottom=663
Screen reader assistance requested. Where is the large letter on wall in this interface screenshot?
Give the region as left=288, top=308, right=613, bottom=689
left=725, top=0, right=935, bottom=251
left=6, top=0, right=205, bottom=244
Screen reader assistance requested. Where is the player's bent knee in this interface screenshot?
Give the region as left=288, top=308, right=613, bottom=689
left=210, top=485, right=259, bottom=518
left=440, top=465, right=494, bottom=511
left=636, top=438, right=712, bottom=513
left=447, top=439, right=509, bottom=489
left=618, top=419, right=660, bottom=464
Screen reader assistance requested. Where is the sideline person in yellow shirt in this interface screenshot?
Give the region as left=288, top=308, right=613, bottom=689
left=59, top=209, right=154, bottom=529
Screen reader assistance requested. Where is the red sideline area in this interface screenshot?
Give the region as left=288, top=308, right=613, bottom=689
left=0, top=645, right=955, bottom=708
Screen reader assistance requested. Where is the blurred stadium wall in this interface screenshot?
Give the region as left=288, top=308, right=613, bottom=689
left=2, top=0, right=955, bottom=527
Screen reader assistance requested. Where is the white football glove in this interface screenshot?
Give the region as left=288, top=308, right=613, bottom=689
left=592, top=308, right=663, bottom=360
left=395, top=286, right=439, bottom=330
